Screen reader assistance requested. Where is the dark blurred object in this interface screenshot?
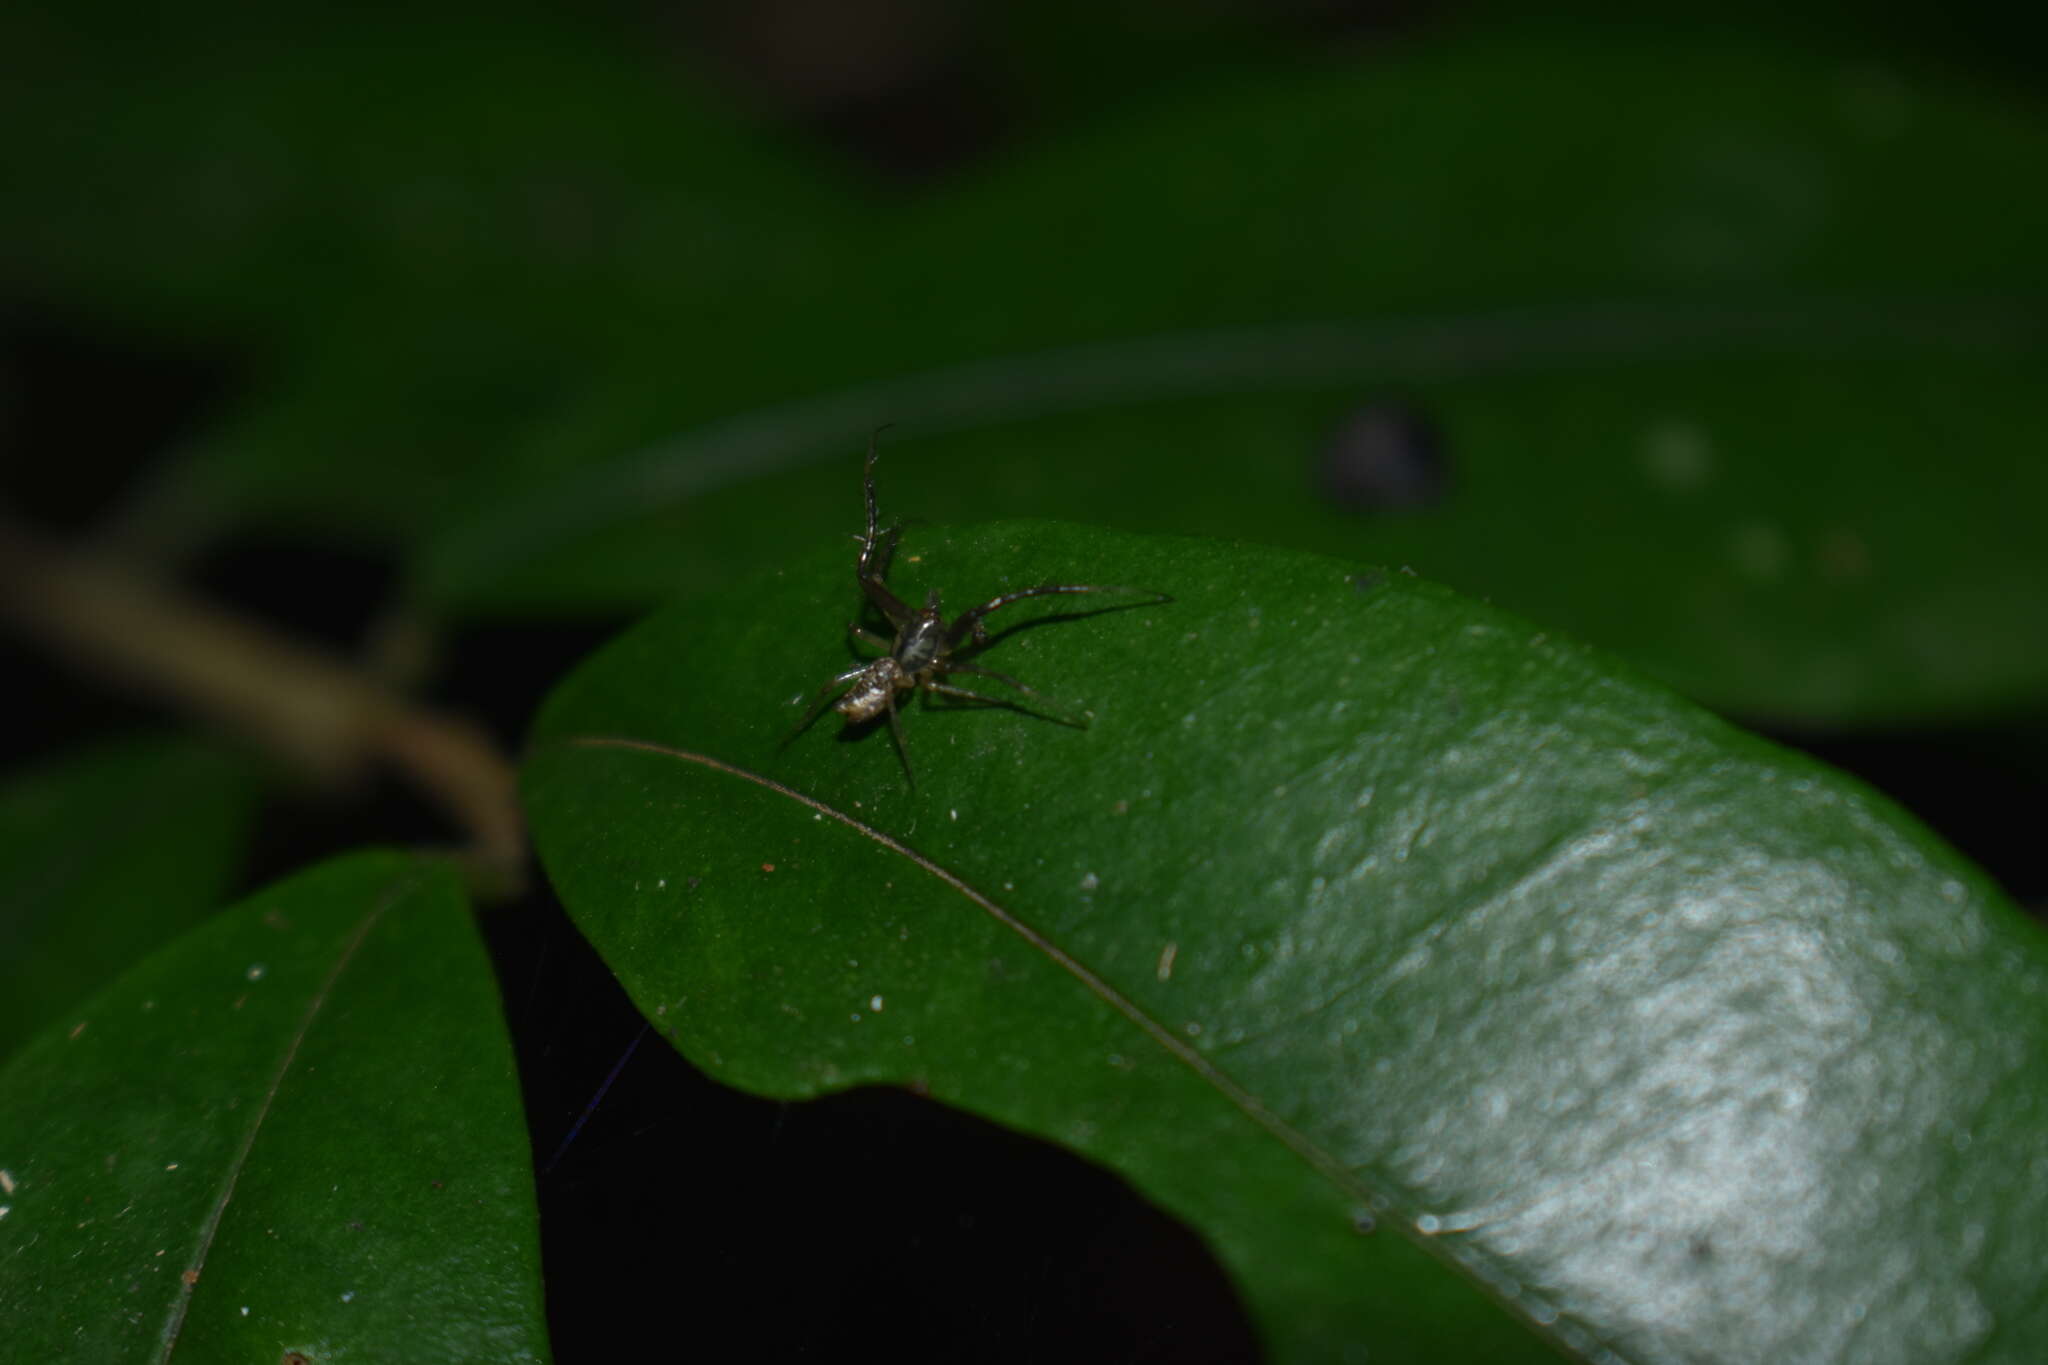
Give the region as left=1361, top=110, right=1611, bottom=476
left=1317, top=400, right=1449, bottom=514
left=674, top=0, right=1009, bottom=180
left=667, top=0, right=1438, bottom=180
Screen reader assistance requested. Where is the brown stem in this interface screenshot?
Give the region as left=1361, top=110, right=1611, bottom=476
left=0, top=512, right=525, bottom=895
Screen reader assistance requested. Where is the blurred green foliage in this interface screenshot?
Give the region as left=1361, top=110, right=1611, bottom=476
left=5, top=2, right=2045, bottom=727
left=0, top=735, right=254, bottom=1060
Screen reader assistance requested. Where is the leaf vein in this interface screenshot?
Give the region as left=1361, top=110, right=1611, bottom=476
left=565, top=737, right=1383, bottom=1190
left=154, top=867, right=422, bottom=1361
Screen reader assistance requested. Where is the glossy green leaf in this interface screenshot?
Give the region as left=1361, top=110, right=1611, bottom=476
left=0, top=735, right=255, bottom=1062
left=416, top=30, right=2048, bottom=726
left=0, top=850, right=547, bottom=1363
left=525, top=520, right=2048, bottom=1362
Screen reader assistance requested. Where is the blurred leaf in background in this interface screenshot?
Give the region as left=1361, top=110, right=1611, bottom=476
left=415, top=24, right=2048, bottom=729
left=0, top=0, right=858, bottom=548
left=0, top=734, right=254, bottom=1061
left=7, top=2, right=2044, bottom=728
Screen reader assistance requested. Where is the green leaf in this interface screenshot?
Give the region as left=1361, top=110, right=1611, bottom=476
left=0, top=0, right=859, bottom=549
left=525, top=520, right=2048, bottom=1362
left=416, top=29, right=2048, bottom=726
left=0, top=735, right=255, bottom=1062
left=436, top=329, right=2048, bottom=727
left=0, top=850, right=547, bottom=1364
left=18, top=12, right=2043, bottom=724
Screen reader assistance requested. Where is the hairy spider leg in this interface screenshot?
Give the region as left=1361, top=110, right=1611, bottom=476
left=781, top=664, right=870, bottom=746
left=847, top=623, right=894, bottom=653
left=932, top=661, right=1091, bottom=727
left=919, top=678, right=1087, bottom=728
left=858, top=524, right=913, bottom=626
left=861, top=422, right=895, bottom=547
left=944, top=583, right=1167, bottom=649
left=856, top=436, right=915, bottom=627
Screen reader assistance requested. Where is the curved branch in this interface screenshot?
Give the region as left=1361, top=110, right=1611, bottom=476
left=0, top=512, right=524, bottom=894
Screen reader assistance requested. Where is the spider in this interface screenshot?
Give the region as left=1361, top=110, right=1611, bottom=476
left=784, top=433, right=1166, bottom=786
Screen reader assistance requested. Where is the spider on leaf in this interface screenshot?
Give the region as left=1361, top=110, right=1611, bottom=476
left=783, top=433, right=1169, bottom=787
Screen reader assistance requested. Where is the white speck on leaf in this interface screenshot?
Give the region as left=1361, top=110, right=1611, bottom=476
left=245, top=964, right=265, bottom=982
left=1157, top=942, right=1178, bottom=982
left=869, top=995, right=885, bottom=1012
left=1079, top=872, right=1099, bottom=892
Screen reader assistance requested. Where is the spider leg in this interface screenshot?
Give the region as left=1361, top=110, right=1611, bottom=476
left=919, top=681, right=1005, bottom=707
left=855, top=429, right=915, bottom=627
left=862, top=425, right=893, bottom=545
left=883, top=688, right=915, bottom=787
left=945, top=584, right=1169, bottom=649
left=856, top=520, right=902, bottom=587
left=933, top=663, right=1090, bottom=728
left=781, top=665, right=868, bottom=747
left=847, top=623, right=894, bottom=653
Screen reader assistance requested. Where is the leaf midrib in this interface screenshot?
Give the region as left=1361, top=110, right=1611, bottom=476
left=564, top=736, right=1361, bottom=1172
left=154, top=869, right=421, bottom=1361
left=564, top=734, right=1650, bottom=1358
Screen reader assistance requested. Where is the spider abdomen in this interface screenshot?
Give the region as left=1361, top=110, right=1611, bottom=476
left=835, top=659, right=905, bottom=722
